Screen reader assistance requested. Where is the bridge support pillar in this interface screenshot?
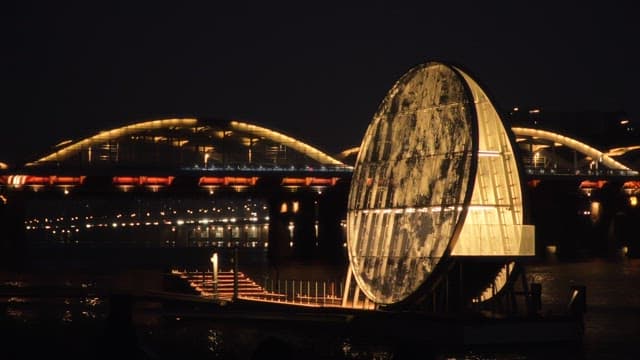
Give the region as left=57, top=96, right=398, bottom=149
left=266, top=181, right=349, bottom=263
left=0, top=191, right=27, bottom=268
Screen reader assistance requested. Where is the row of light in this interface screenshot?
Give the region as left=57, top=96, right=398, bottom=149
left=25, top=201, right=268, bottom=224
left=28, top=221, right=270, bottom=235
left=359, top=205, right=502, bottom=215
left=27, top=216, right=270, bottom=229
left=1, top=175, right=342, bottom=190
left=26, top=213, right=267, bottom=224
left=183, top=164, right=352, bottom=172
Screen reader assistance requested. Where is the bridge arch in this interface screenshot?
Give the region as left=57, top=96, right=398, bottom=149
left=26, top=118, right=347, bottom=169
left=511, top=127, right=633, bottom=171
left=339, top=128, right=637, bottom=173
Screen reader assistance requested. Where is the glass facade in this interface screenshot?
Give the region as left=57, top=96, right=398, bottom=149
left=451, top=71, right=535, bottom=256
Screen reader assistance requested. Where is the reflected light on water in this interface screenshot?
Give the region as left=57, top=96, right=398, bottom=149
left=207, top=329, right=223, bottom=353
left=62, top=309, right=73, bottom=322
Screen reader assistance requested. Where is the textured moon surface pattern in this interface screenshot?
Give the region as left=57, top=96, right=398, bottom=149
left=347, top=63, right=475, bottom=304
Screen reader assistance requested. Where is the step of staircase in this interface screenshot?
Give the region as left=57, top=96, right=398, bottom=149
left=175, top=270, right=277, bottom=300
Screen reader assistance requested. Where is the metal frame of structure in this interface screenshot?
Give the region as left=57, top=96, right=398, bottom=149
left=344, top=62, right=535, bottom=309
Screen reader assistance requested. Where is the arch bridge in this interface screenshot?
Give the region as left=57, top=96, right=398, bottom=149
left=0, top=118, right=353, bottom=260
left=1, top=119, right=638, bottom=261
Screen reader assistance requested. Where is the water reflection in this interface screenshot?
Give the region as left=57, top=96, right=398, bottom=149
left=62, top=309, right=73, bottom=322
left=340, top=339, right=393, bottom=359
left=207, top=329, right=224, bottom=355
left=1, top=258, right=639, bottom=359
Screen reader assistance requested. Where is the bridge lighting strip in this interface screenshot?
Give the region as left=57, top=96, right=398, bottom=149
left=478, top=150, right=501, bottom=157
left=230, top=120, right=348, bottom=167
left=28, top=118, right=199, bottom=166
left=359, top=205, right=511, bottom=214
left=512, top=127, right=632, bottom=171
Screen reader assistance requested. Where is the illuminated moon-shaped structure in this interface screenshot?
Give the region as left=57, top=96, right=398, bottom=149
left=347, top=62, right=534, bottom=305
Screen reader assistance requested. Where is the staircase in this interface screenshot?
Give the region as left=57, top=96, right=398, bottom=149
left=172, top=270, right=285, bottom=301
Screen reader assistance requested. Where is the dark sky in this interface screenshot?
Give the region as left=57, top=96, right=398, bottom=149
left=2, top=1, right=638, bottom=165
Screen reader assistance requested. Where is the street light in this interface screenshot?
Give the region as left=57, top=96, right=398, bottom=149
left=204, top=153, right=210, bottom=168
left=210, top=252, right=218, bottom=298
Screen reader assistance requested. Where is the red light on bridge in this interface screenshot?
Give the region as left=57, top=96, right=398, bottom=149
left=113, top=176, right=138, bottom=185
left=198, top=177, right=225, bottom=186
left=198, top=176, right=258, bottom=187
left=224, top=176, right=258, bottom=186
left=24, top=176, right=50, bottom=185
left=142, top=176, right=174, bottom=186
left=281, top=178, right=305, bottom=186
left=527, top=179, right=541, bottom=188
left=281, top=177, right=339, bottom=186
left=1, top=175, right=85, bottom=187
left=50, top=176, right=86, bottom=185
left=623, top=181, right=640, bottom=190
left=112, top=176, right=174, bottom=186
left=579, top=180, right=608, bottom=190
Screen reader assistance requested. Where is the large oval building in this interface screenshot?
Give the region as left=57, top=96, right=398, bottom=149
left=346, top=62, right=534, bottom=306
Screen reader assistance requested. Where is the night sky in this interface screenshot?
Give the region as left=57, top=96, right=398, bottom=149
left=2, top=1, right=638, bottom=166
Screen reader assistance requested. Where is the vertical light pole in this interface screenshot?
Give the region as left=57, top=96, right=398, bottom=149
left=204, top=153, right=210, bottom=169
left=210, top=253, right=218, bottom=298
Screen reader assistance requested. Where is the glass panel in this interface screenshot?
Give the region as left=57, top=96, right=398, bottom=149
left=452, top=70, right=534, bottom=257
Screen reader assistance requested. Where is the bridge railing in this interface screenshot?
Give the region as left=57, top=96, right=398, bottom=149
left=524, top=167, right=638, bottom=177
left=260, top=278, right=344, bottom=306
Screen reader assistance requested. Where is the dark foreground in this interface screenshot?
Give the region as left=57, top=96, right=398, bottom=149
left=1, top=250, right=639, bottom=359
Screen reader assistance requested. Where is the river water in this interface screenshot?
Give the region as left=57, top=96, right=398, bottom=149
left=1, top=250, right=639, bottom=359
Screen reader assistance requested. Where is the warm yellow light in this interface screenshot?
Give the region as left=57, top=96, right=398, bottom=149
left=590, top=201, right=601, bottom=223
left=337, top=146, right=360, bottom=160
left=54, top=139, right=74, bottom=148
left=512, top=127, right=631, bottom=171
left=280, top=202, right=288, bottom=213
left=620, top=119, right=630, bottom=125
left=607, top=145, right=640, bottom=157
left=630, top=196, right=638, bottom=207
left=230, top=120, right=347, bottom=166
left=292, top=201, right=299, bottom=213
left=478, top=150, right=500, bottom=157
left=28, top=118, right=198, bottom=165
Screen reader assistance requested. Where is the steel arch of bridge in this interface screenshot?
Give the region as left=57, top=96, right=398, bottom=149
left=339, top=127, right=638, bottom=173
left=511, top=127, right=633, bottom=171
left=26, top=118, right=347, bottom=168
